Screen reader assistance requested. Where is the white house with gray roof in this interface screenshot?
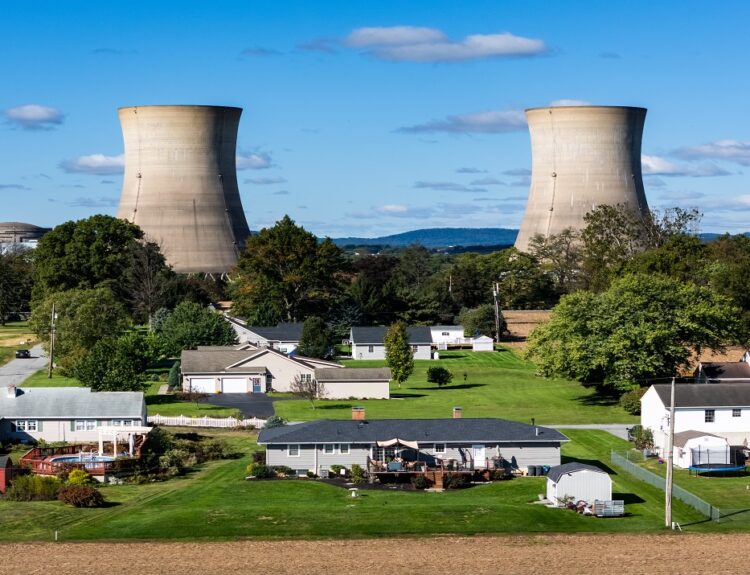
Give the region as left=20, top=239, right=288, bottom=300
left=181, top=347, right=391, bottom=399
left=0, top=386, right=146, bottom=444
left=226, top=318, right=303, bottom=354
left=258, top=412, right=567, bottom=476
left=350, top=326, right=432, bottom=360
left=641, top=383, right=750, bottom=454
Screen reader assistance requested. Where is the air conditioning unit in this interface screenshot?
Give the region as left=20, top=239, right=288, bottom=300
left=319, top=468, right=330, bottom=478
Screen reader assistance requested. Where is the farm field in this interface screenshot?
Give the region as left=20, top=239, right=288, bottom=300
left=274, top=349, right=637, bottom=425
left=0, top=321, right=36, bottom=366
left=0, top=429, right=718, bottom=542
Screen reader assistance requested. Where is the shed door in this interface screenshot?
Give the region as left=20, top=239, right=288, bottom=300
left=472, top=445, right=486, bottom=468
left=189, top=378, right=215, bottom=393
left=221, top=378, right=247, bottom=393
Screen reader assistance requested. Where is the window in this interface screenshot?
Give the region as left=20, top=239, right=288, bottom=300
left=339, top=444, right=350, bottom=454
left=442, top=332, right=450, bottom=337
left=288, top=444, right=300, bottom=457
left=705, top=409, right=715, bottom=423
left=300, top=373, right=312, bottom=383
left=323, top=444, right=335, bottom=454
left=14, top=420, right=38, bottom=432
left=733, top=409, right=742, bottom=418
left=412, top=345, right=419, bottom=353
left=111, top=420, right=134, bottom=427
left=74, top=420, right=97, bottom=431
left=368, top=345, right=374, bottom=353
left=434, top=443, right=446, bottom=454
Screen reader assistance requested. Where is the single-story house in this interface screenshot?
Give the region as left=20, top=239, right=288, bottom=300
left=258, top=410, right=568, bottom=476
left=350, top=326, right=432, bottom=360
left=181, top=347, right=391, bottom=399
left=546, top=462, right=612, bottom=506
left=226, top=317, right=303, bottom=354
left=0, top=385, right=147, bottom=444
left=695, top=351, right=750, bottom=384
left=430, top=325, right=467, bottom=347
left=472, top=335, right=494, bottom=352
left=672, top=430, right=730, bottom=469
left=641, top=383, right=750, bottom=454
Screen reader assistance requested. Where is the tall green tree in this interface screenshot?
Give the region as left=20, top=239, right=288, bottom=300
left=32, top=215, right=144, bottom=302
left=231, top=216, right=347, bottom=321
left=29, top=287, right=131, bottom=373
left=297, top=316, right=331, bottom=359
left=157, top=301, right=237, bottom=356
left=458, top=304, right=502, bottom=339
left=0, top=247, right=33, bottom=324
left=384, top=322, right=414, bottom=389
left=526, top=274, right=742, bottom=393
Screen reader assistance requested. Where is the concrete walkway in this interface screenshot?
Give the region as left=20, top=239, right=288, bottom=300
left=547, top=423, right=633, bottom=441
left=0, top=343, right=47, bottom=387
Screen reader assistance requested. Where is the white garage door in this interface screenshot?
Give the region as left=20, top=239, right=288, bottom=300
left=221, top=377, right=248, bottom=393
left=189, top=378, right=215, bottom=393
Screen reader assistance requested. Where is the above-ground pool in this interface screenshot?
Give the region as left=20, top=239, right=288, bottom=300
left=49, top=455, right=115, bottom=469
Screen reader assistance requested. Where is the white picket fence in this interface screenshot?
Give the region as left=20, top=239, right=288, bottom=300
left=148, top=414, right=266, bottom=429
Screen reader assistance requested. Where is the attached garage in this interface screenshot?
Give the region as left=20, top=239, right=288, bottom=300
left=188, top=377, right=216, bottom=393
left=221, top=377, right=248, bottom=393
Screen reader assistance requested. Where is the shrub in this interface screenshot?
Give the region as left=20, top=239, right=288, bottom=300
left=250, top=464, right=274, bottom=478
left=444, top=473, right=470, bottom=489
left=630, top=425, right=655, bottom=450
left=5, top=475, right=61, bottom=501
left=251, top=451, right=266, bottom=464
left=272, top=465, right=293, bottom=477
left=619, top=386, right=646, bottom=415
left=426, top=366, right=453, bottom=387
left=263, top=415, right=286, bottom=429
left=306, top=471, right=317, bottom=478
left=350, top=464, right=365, bottom=484
left=411, top=475, right=428, bottom=490
left=67, top=469, right=92, bottom=486
left=167, top=360, right=181, bottom=389
left=329, top=464, right=345, bottom=477
left=58, top=485, right=106, bottom=508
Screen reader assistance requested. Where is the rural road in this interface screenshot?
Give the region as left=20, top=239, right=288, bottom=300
left=0, top=343, right=47, bottom=387
left=548, top=423, right=632, bottom=440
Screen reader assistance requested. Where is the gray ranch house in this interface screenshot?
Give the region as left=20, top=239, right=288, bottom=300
left=0, top=385, right=146, bottom=444
left=226, top=318, right=303, bottom=354
left=181, top=347, right=391, bottom=399
left=258, top=409, right=567, bottom=479
left=350, top=326, right=432, bottom=360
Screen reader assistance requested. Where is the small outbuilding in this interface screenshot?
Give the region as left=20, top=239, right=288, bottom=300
left=472, top=335, right=494, bottom=352
left=0, top=455, right=17, bottom=493
left=546, top=462, right=612, bottom=506
left=673, top=430, right=730, bottom=470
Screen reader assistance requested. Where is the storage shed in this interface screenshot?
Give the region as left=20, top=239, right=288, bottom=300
left=0, top=455, right=14, bottom=493
left=472, top=336, right=494, bottom=352
left=546, top=462, right=612, bottom=506
left=673, top=431, right=730, bottom=470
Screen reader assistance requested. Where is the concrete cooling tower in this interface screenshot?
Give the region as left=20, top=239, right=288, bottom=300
left=117, top=105, right=251, bottom=274
left=514, top=105, right=649, bottom=252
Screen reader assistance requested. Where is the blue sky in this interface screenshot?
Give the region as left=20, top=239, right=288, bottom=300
left=2, top=0, right=749, bottom=237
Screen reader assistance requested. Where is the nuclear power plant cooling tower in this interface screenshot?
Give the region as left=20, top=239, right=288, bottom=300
left=514, top=105, right=649, bottom=251
left=117, top=105, right=251, bottom=274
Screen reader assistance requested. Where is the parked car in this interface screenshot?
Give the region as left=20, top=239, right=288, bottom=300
left=15, top=349, right=31, bottom=359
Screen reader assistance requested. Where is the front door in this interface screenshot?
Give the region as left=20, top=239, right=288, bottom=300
left=252, top=378, right=262, bottom=393
left=472, top=444, right=486, bottom=469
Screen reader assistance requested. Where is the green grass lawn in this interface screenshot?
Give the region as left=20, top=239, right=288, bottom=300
left=0, top=428, right=723, bottom=541
left=0, top=321, right=37, bottom=366
left=274, top=349, right=637, bottom=425
left=22, top=369, right=82, bottom=388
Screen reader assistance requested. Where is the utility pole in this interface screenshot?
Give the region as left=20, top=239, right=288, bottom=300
left=665, top=376, right=676, bottom=528
left=47, top=302, right=56, bottom=378
left=492, top=282, right=500, bottom=343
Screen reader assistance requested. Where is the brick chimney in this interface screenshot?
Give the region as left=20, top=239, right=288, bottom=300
left=6, top=385, right=17, bottom=399
left=452, top=406, right=462, bottom=419
left=352, top=407, right=365, bottom=421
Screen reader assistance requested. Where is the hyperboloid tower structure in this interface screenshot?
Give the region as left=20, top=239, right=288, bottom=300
left=514, top=105, right=649, bottom=251
left=117, top=105, right=251, bottom=274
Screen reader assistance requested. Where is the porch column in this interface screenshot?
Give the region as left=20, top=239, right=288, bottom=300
left=98, top=432, right=104, bottom=456
left=128, top=433, right=134, bottom=456
left=112, top=432, right=118, bottom=457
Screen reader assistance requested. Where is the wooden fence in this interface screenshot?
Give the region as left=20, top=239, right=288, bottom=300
left=148, top=414, right=266, bottom=429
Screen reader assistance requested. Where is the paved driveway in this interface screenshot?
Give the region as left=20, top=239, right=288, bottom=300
left=203, top=393, right=291, bottom=418
left=547, top=423, right=633, bottom=440
left=0, top=343, right=47, bottom=387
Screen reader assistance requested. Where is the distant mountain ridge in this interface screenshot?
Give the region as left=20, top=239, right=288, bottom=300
left=331, top=228, right=518, bottom=248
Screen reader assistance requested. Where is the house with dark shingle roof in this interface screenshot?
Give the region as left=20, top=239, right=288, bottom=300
left=181, top=347, right=391, bottom=398
left=695, top=351, right=750, bottom=384
left=257, top=410, right=567, bottom=476
left=225, top=317, right=304, bottom=354
left=350, top=326, right=432, bottom=360
left=641, top=383, right=750, bottom=455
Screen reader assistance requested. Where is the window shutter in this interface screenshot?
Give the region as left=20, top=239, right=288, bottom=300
left=37, top=420, right=43, bottom=432
left=70, top=420, right=75, bottom=432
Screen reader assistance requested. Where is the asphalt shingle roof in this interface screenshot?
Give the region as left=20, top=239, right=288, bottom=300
left=673, top=430, right=726, bottom=448
left=652, top=383, right=750, bottom=408
left=699, top=362, right=750, bottom=381
left=181, top=349, right=267, bottom=374
left=0, top=388, right=144, bottom=419
left=247, top=322, right=304, bottom=342
left=314, top=367, right=391, bottom=381
left=350, top=326, right=432, bottom=345
left=258, top=418, right=568, bottom=445
left=547, top=462, right=607, bottom=483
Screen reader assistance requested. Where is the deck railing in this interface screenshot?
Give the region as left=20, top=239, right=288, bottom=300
left=148, top=414, right=266, bottom=428
left=23, top=457, right=139, bottom=477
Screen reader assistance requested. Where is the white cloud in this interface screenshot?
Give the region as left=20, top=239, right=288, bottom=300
left=0, top=183, right=30, bottom=191
left=67, top=196, right=119, bottom=208
left=503, top=168, right=530, bottom=176
left=4, top=104, right=64, bottom=129
left=549, top=99, right=591, bottom=107
left=244, top=176, right=287, bottom=185
left=456, top=167, right=487, bottom=174
left=347, top=26, right=546, bottom=62
left=641, top=154, right=730, bottom=177
left=469, top=177, right=505, bottom=186
left=236, top=152, right=272, bottom=170
left=675, top=140, right=750, bottom=166
left=399, top=109, right=526, bottom=134
left=59, top=153, right=125, bottom=175
left=414, top=181, right=487, bottom=193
